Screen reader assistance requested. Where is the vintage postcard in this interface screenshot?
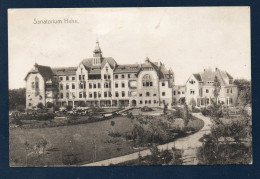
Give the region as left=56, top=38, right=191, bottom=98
left=8, top=7, right=251, bottom=167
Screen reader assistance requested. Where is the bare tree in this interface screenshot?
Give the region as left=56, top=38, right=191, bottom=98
left=40, top=137, right=48, bottom=161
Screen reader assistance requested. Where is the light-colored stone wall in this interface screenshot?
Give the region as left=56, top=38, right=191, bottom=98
left=185, top=75, right=200, bottom=105
left=26, top=73, right=45, bottom=109
left=136, top=70, right=160, bottom=107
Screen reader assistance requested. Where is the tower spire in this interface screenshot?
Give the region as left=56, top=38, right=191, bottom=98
left=93, top=39, right=102, bottom=57
left=93, top=39, right=102, bottom=65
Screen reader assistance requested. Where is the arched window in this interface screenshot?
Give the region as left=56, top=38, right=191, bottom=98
left=142, top=74, right=153, bottom=87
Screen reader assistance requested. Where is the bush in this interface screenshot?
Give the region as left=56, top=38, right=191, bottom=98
left=192, top=107, right=200, bottom=113
left=201, top=108, right=211, bottom=116
left=37, top=102, right=44, bottom=109
left=20, top=113, right=54, bottom=121
left=66, top=105, right=73, bottom=111
left=54, top=106, right=60, bottom=111
left=141, top=106, right=153, bottom=112
left=108, top=131, right=122, bottom=138
left=46, top=102, right=53, bottom=108
left=172, top=108, right=182, bottom=118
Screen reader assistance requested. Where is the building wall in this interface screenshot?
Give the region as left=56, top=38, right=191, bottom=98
left=26, top=62, right=174, bottom=108
left=173, top=86, right=186, bottom=104
left=26, top=73, right=45, bottom=109
left=136, top=70, right=160, bottom=107
left=185, top=75, right=238, bottom=107
left=159, top=81, right=172, bottom=106
left=185, top=75, right=200, bottom=106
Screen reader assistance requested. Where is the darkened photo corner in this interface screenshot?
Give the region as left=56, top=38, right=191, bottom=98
left=8, top=7, right=252, bottom=167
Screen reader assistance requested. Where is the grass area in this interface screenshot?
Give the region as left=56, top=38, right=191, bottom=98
left=10, top=116, right=135, bottom=167
left=10, top=107, right=205, bottom=167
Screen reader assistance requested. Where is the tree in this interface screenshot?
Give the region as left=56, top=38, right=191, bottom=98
left=110, top=121, right=115, bottom=133
left=234, top=79, right=251, bottom=106
left=40, top=137, right=48, bottom=161
left=163, top=102, right=168, bottom=115
left=183, top=103, right=190, bottom=126
left=24, top=141, right=30, bottom=166
left=190, top=98, right=196, bottom=111
left=213, top=76, right=221, bottom=100
left=9, top=88, right=26, bottom=110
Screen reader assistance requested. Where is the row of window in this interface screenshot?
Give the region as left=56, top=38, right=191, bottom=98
left=31, top=82, right=39, bottom=89
left=173, top=91, right=184, bottom=95
left=59, top=91, right=166, bottom=99
left=115, top=82, right=126, bottom=88
left=197, top=97, right=233, bottom=105
left=139, top=100, right=158, bottom=104
left=59, top=76, right=76, bottom=81
left=59, top=73, right=138, bottom=81
left=190, top=88, right=234, bottom=95
left=227, top=88, right=233, bottom=93
left=115, top=74, right=136, bottom=79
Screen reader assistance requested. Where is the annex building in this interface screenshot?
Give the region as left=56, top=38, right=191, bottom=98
left=185, top=67, right=238, bottom=107
left=25, top=41, right=175, bottom=109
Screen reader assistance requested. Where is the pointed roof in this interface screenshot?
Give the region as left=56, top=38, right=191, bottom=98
left=80, top=57, right=117, bottom=73
left=190, top=68, right=235, bottom=86
left=24, top=63, right=54, bottom=81
left=51, top=67, right=77, bottom=75
left=93, top=40, right=102, bottom=55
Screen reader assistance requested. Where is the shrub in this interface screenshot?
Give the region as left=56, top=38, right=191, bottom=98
left=192, top=107, right=200, bottom=113
left=141, top=106, right=153, bottom=112
left=54, top=106, right=60, bottom=111
left=66, top=105, right=73, bottom=111
left=46, top=102, right=53, bottom=108
left=172, top=108, right=182, bottom=118
left=37, top=102, right=44, bottom=109
left=20, top=113, right=54, bottom=121
left=201, top=108, right=211, bottom=116
left=108, top=131, right=122, bottom=138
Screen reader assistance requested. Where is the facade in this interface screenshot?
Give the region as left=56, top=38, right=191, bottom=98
left=25, top=41, right=175, bottom=109
left=172, top=85, right=186, bottom=104
left=185, top=68, right=238, bottom=107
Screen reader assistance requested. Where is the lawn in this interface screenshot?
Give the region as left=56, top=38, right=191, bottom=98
left=10, top=108, right=205, bottom=167
left=10, top=116, right=135, bottom=167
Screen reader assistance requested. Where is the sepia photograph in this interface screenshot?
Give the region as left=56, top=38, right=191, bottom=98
left=8, top=7, right=252, bottom=167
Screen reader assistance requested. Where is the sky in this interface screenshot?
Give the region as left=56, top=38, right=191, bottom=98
left=8, top=7, right=250, bottom=89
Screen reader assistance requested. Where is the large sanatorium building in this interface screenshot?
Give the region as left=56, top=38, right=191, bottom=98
left=25, top=41, right=175, bottom=109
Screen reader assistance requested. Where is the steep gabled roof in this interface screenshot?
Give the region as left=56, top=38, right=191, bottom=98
left=24, top=64, right=54, bottom=81
left=193, top=73, right=202, bottom=81
left=51, top=67, right=77, bottom=76
left=81, top=57, right=117, bottom=71
left=114, top=64, right=140, bottom=73
left=194, top=68, right=235, bottom=86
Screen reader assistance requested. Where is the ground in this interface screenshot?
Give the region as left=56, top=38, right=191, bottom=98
left=9, top=107, right=204, bottom=166
left=10, top=116, right=135, bottom=166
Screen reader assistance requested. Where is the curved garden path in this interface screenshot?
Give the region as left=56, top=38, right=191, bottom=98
left=82, top=113, right=212, bottom=166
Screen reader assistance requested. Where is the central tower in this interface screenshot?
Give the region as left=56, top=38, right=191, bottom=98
left=93, top=40, right=102, bottom=65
